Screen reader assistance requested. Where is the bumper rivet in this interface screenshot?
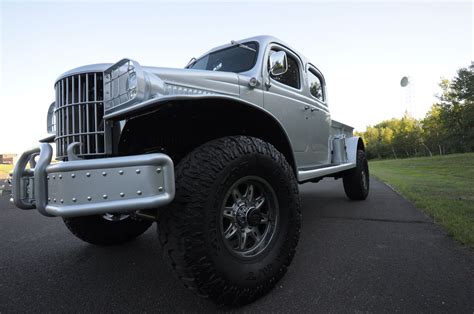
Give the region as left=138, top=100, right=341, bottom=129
left=60, top=199, right=64, bottom=203
left=120, top=192, right=125, bottom=197
left=48, top=198, right=51, bottom=201
left=86, top=172, right=91, bottom=177
left=71, top=174, right=75, bottom=178
left=52, top=175, right=56, bottom=179
left=87, top=196, right=92, bottom=201
left=53, top=198, right=56, bottom=202
left=72, top=198, right=77, bottom=202
left=156, top=167, right=161, bottom=173
left=137, top=190, right=142, bottom=195
left=158, top=186, right=163, bottom=192
left=136, top=169, right=141, bottom=174
left=59, top=174, right=62, bottom=179
left=47, top=176, right=50, bottom=180
left=103, top=194, right=108, bottom=199
left=102, top=171, right=107, bottom=176
left=118, top=170, right=124, bottom=175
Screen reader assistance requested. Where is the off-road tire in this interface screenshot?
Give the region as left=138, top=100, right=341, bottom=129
left=343, top=149, right=369, bottom=200
left=158, top=136, right=301, bottom=306
left=63, top=215, right=153, bottom=246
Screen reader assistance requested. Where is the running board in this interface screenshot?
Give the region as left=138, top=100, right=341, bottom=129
left=297, top=162, right=356, bottom=182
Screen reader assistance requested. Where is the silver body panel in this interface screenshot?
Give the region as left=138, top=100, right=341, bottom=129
left=13, top=35, right=361, bottom=217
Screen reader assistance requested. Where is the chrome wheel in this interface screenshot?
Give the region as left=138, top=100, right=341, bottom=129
left=220, top=176, right=279, bottom=258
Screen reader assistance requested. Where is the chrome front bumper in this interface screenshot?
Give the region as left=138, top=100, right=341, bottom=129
left=12, top=143, right=175, bottom=217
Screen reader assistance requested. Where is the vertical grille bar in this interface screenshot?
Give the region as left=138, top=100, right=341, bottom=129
left=78, top=75, right=82, bottom=155
left=94, top=73, right=98, bottom=153
left=61, top=80, right=65, bottom=156
left=57, top=81, right=61, bottom=156
left=72, top=76, right=76, bottom=144
left=58, top=81, right=61, bottom=156
left=86, top=73, right=90, bottom=155
left=66, top=77, right=69, bottom=150
left=55, top=82, right=59, bottom=157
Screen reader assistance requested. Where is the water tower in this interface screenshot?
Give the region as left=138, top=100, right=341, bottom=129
left=400, top=76, right=415, bottom=116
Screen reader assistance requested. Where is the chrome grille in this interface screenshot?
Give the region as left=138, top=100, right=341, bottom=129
left=55, top=72, right=105, bottom=160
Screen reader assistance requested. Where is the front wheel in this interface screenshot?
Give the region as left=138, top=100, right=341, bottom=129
left=158, top=136, right=301, bottom=306
left=343, top=149, right=370, bottom=200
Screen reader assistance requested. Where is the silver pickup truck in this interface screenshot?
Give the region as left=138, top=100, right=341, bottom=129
left=11, top=35, right=369, bottom=306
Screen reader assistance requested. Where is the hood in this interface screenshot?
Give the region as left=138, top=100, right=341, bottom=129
left=143, top=66, right=240, bottom=97
left=56, top=63, right=241, bottom=98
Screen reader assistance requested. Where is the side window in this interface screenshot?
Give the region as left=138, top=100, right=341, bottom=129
left=308, top=69, right=324, bottom=101
left=268, top=49, right=300, bottom=89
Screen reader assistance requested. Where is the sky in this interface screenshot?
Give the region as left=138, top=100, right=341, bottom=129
left=0, top=0, right=472, bottom=154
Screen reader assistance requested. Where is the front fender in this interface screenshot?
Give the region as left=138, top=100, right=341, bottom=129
left=113, top=95, right=299, bottom=176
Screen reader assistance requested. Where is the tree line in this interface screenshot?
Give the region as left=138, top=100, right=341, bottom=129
left=356, top=63, right=474, bottom=160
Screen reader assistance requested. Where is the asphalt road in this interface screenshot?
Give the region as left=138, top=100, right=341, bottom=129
left=1, top=177, right=473, bottom=312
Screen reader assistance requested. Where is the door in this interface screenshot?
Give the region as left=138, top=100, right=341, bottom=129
left=307, top=66, right=330, bottom=165
left=262, top=45, right=315, bottom=168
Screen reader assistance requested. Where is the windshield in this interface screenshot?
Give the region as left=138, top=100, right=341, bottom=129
left=189, top=41, right=258, bottom=73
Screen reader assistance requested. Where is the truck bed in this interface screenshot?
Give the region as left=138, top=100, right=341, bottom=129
left=331, top=120, right=354, bottom=138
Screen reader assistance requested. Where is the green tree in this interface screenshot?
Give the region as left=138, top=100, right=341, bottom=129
left=422, top=104, right=445, bottom=155
left=432, top=64, right=474, bottom=153
left=451, top=63, right=474, bottom=151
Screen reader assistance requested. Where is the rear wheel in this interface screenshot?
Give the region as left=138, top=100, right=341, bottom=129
left=343, top=149, right=369, bottom=200
left=63, top=214, right=152, bottom=246
left=158, top=136, right=301, bottom=306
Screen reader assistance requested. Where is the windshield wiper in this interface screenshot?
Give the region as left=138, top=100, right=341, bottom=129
left=230, top=40, right=256, bottom=52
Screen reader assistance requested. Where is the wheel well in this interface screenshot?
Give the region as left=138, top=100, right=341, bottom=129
left=117, top=99, right=297, bottom=174
left=357, top=137, right=365, bottom=151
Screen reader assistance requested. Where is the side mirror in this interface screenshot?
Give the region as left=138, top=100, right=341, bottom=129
left=269, top=51, right=288, bottom=76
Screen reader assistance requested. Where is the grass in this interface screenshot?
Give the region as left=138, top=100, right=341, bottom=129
left=0, top=164, right=13, bottom=179
left=370, top=153, right=474, bottom=248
